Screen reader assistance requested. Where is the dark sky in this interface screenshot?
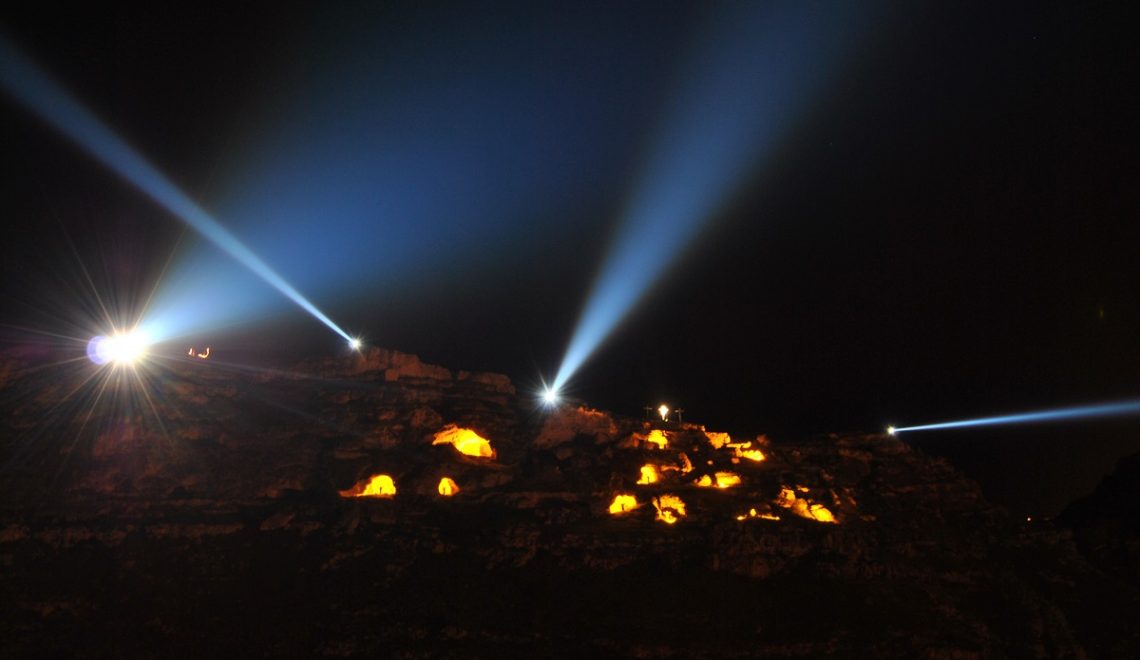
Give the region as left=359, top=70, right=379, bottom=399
left=2, top=1, right=1139, bottom=515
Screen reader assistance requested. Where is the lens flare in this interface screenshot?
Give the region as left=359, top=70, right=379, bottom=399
left=86, top=329, right=151, bottom=367
left=0, top=36, right=351, bottom=344
left=541, top=387, right=560, bottom=407
left=892, top=399, right=1140, bottom=434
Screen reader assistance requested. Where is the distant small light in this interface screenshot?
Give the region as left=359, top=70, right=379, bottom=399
left=542, top=387, right=559, bottom=406
left=886, top=425, right=896, bottom=436
left=349, top=337, right=363, bottom=351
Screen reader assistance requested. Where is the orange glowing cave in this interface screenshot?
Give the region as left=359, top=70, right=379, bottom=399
left=432, top=425, right=495, bottom=458
left=727, top=440, right=766, bottom=461
left=644, top=429, right=668, bottom=449
left=775, top=486, right=837, bottom=523
left=637, top=456, right=693, bottom=484
left=608, top=494, right=639, bottom=514
left=694, top=471, right=742, bottom=489
left=735, top=447, right=766, bottom=462
left=339, top=474, right=397, bottom=498
left=705, top=431, right=732, bottom=449
left=636, top=465, right=659, bottom=485
left=438, top=477, right=459, bottom=496
left=653, top=494, right=687, bottom=524
left=705, top=431, right=766, bottom=462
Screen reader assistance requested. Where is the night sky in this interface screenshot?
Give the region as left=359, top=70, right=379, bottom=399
left=2, top=1, right=1139, bottom=516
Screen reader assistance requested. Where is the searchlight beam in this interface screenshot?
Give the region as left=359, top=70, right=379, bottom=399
left=551, top=4, right=874, bottom=390
left=0, top=35, right=351, bottom=343
left=892, top=399, right=1140, bottom=434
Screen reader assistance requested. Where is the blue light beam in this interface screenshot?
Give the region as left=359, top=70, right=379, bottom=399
left=0, top=35, right=351, bottom=343
left=552, top=3, right=878, bottom=390
left=892, top=399, right=1140, bottom=434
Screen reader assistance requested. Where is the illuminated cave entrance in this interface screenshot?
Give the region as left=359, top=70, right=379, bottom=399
left=437, top=477, right=460, bottom=496
left=339, top=474, right=396, bottom=498
left=432, top=425, right=495, bottom=459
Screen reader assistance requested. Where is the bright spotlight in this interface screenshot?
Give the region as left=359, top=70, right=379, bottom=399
left=541, top=387, right=560, bottom=407
left=658, top=404, right=669, bottom=421
left=349, top=337, right=363, bottom=351
left=87, top=329, right=150, bottom=367
left=886, top=425, right=896, bottom=436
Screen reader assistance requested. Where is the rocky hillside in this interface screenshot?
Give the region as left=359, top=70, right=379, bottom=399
left=1057, top=452, right=1140, bottom=585
left=1, top=346, right=1137, bottom=657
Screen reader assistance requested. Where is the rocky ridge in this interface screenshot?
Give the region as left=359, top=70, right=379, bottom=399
left=0, top=346, right=1137, bottom=657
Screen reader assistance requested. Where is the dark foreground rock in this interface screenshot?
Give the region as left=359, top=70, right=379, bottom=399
left=1, top=346, right=1137, bottom=658
left=1057, top=452, right=1140, bottom=587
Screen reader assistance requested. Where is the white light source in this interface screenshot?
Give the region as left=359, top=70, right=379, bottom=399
left=542, top=387, right=559, bottom=406
left=88, top=329, right=150, bottom=367
left=658, top=404, right=669, bottom=421
left=886, top=425, right=896, bottom=436
left=349, top=337, right=363, bottom=351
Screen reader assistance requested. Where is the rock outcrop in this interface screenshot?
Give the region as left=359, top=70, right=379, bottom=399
left=0, top=346, right=1136, bottom=657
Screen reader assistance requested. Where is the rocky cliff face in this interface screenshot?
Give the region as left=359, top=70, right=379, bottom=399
left=0, top=346, right=1136, bottom=657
